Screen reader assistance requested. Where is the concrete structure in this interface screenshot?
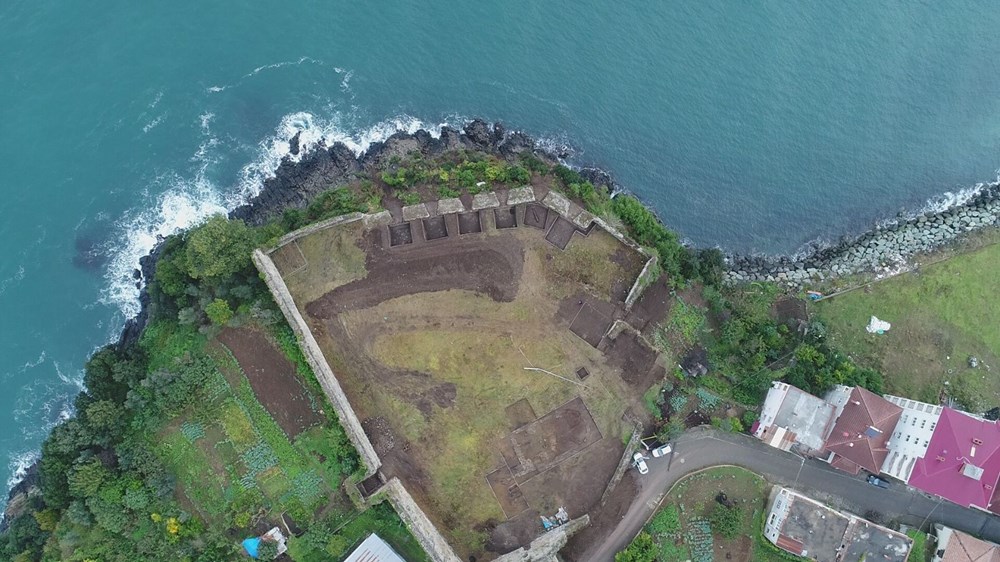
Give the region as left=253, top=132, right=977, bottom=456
left=882, top=394, right=943, bottom=482
left=763, top=487, right=912, bottom=562
left=933, top=524, right=1000, bottom=562
left=822, top=386, right=902, bottom=475
left=908, top=408, right=1000, bottom=513
left=754, top=382, right=837, bottom=453
left=344, top=533, right=406, bottom=562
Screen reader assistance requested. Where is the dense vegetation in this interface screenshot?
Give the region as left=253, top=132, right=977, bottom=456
left=0, top=187, right=427, bottom=562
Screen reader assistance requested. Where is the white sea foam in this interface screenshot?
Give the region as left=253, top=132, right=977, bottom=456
left=142, top=114, right=164, bottom=133
left=0, top=264, right=25, bottom=296
left=21, top=351, right=46, bottom=372
left=103, top=112, right=455, bottom=320
left=207, top=57, right=324, bottom=94
left=7, top=450, right=39, bottom=491
left=230, top=111, right=446, bottom=205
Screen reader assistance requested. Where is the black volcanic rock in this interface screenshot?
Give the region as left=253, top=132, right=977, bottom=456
left=498, top=131, right=534, bottom=158
left=463, top=119, right=493, bottom=148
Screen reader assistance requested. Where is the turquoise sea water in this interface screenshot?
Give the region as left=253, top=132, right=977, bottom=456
left=3, top=1, right=1000, bottom=500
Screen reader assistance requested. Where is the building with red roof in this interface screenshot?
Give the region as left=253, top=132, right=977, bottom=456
left=821, top=386, right=902, bottom=475
left=908, top=408, right=1000, bottom=512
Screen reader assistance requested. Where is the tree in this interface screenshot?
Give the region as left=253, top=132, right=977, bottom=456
left=182, top=215, right=255, bottom=284
left=615, top=531, right=657, bottom=562
left=205, top=298, right=233, bottom=326
left=68, top=458, right=109, bottom=499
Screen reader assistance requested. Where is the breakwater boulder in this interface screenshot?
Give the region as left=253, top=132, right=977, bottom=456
left=725, top=182, right=1000, bottom=287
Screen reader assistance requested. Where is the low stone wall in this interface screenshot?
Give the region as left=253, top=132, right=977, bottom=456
left=272, top=210, right=391, bottom=248
left=600, top=429, right=641, bottom=507
left=378, top=479, right=463, bottom=562
left=492, top=515, right=590, bottom=562
left=727, top=182, right=1000, bottom=286
left=252, top=249, right=382, bottom=474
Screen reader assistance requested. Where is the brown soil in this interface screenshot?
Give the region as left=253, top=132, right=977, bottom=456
left=545, top=217, right=578, bottom=249
left=361, top=416, right=395, bottom=455
left=561, top=472, right=640, bottom=561
left=505, top=398, right=538, bottom=430
left=306, top=229, right=524, bottom=317
left=217, top=328, right=323, bottom=438
left=508, top=397, right=603, bottom=476
left=523, top=203, right=549, bottom=230
left=569, top=303, right=614, bottom=348
left=603, top=329, right=661, bottom=389
left=624, top=277, right=673, bottom=336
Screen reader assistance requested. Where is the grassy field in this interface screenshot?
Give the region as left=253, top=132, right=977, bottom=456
left=542, top=227, right=643, bottom=301
left=351, top=288, right=631, bottom=541
left=813, top=242, right=1000, bottom=409
left=622, top=467, right=795, bottom=562
left=278, top=220, right=368, bottom=304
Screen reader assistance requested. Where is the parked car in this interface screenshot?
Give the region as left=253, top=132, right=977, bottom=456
left=632, top=452, right=649, bottom=475
left=866, top=475, right=890, bottom=489
left=651, top=444, right=672, bottom=458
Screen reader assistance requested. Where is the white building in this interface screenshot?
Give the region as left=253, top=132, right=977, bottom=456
left=754, top=381, right=837, bottom=453
left=881, top=394, right=943, bottom=482
left=344, top=533, right=407, bottom=562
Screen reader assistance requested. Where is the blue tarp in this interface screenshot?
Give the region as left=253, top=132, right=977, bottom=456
left=242, top=537, right=261, bottom=558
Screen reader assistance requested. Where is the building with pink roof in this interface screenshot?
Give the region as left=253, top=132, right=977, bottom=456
left=907, top=408, right=1000, bottom=512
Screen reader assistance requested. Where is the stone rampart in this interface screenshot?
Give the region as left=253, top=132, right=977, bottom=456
left=252, top=249, right=382, bottom=474
left=378, top=479, right=463, bottom=562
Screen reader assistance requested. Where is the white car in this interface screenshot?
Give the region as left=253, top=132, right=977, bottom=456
left=632, top=452, right=649, bottom=475
left=651, top=444, right=672, bottom=458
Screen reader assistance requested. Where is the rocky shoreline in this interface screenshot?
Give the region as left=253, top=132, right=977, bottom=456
left=9, top=119, right=999, bottom=528
left=116, top=118, right=1000, bottom=342
left=726, top=183, right=1000, bottom=287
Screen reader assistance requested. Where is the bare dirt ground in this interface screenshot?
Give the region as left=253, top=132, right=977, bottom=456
left=217, top=328, right=323, bottom=438
left=273, top=212, right=671, bottom=559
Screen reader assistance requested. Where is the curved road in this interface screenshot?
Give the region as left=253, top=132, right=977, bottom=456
left=581, top=428, right=1000, bottom=562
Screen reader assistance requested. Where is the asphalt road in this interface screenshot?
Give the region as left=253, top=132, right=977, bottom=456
left=581, top=428, right=1000, bottom=562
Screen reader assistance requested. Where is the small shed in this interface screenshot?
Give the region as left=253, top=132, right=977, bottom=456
left=242, top=526, right=288, bottom=559
left=344, top=533, right=407, bottom=562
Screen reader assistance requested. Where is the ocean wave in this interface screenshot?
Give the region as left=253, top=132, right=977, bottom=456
left=0, top=264, right=25, bottom=297
left=142, top=114, right=165, bottom=134
left=7, top=450, right=39, bottom=491
left=103, top=111, right=459, bottom=320
left=207, top=56, right=325, bottom=93
left=230, top=112, right=451, bottom=205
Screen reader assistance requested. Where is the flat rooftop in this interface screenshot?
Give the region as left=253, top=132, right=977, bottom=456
left=780, top=494, right=850, bottom=561
left=768, top=488, right=911, bottom=562
left=771, top=386, right=836, bottom=451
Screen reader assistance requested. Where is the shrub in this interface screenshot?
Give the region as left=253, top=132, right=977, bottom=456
left=396, top=190, right=421, bottom=206
left=615, top=531, right=657, bottom=562
left=709, top=504, right=742, bottom=539
left=205, top=299, right=233, bottom=326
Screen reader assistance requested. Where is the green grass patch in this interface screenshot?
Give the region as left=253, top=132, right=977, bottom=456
left=907, top=529, right=929, bottom=562
left=667, top=297, right=708, bottom=347
left=815, top=243, right=1000, bottom=408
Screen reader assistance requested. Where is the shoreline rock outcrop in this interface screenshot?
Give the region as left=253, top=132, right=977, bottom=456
left=725, top=182, right=1000, bottom=287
